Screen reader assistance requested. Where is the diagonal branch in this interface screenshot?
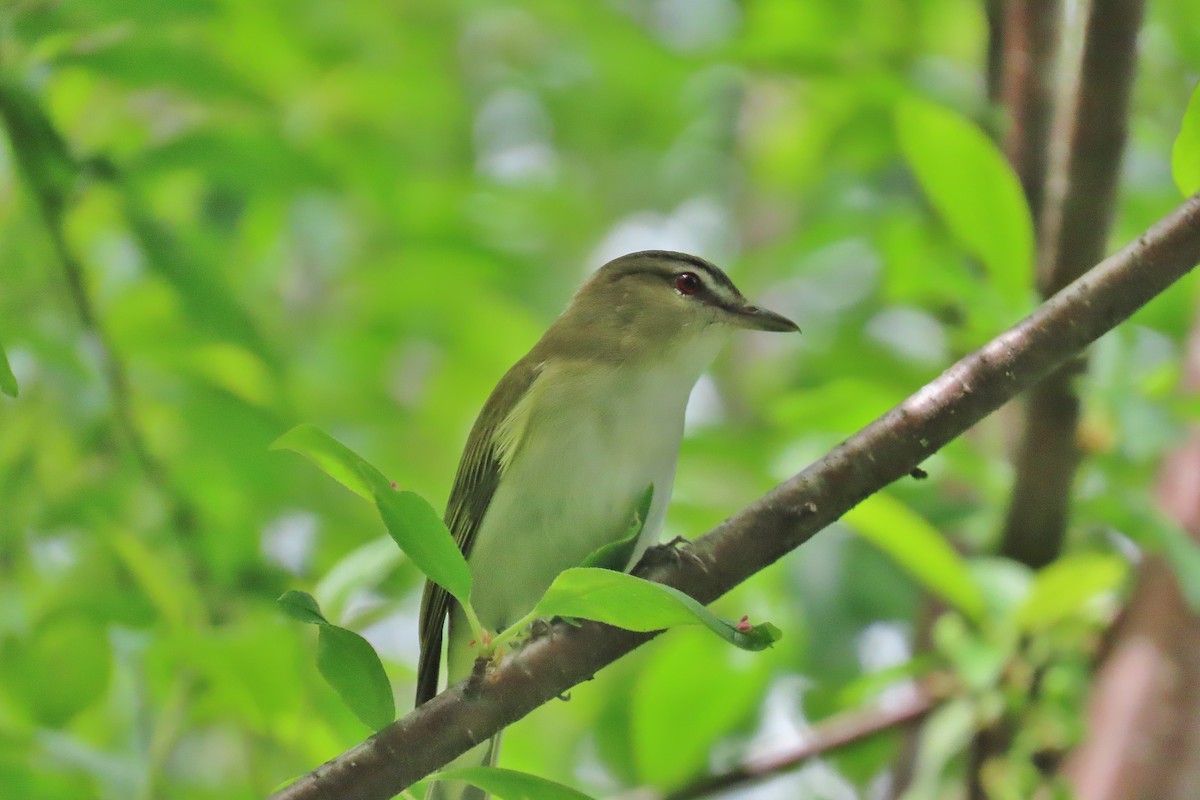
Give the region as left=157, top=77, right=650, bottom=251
left=661, top=680, right=945, bottom=800
left=272, top=192, right=1200, bottom=800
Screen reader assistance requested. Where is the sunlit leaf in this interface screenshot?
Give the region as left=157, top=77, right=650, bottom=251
left=270, top=423, right=384, bottom=501
left=432, top=767, right=595, bottom=800
left=132, top=129, right=330, bottom=192
left=0, top=342, right=17, bottom=397
left=843, top=493, right=985, bottom=623
left=187, top=343, right=275, bottom=407
left=896, top=97, right=1034, bottom=307
left=56, top=43, right=264, bottom=104
left=535, top=568, right=780, bottom=651
left=1015, top=554, right=1127, bottom=631
left=1173, top=82, right=1200, bottom=196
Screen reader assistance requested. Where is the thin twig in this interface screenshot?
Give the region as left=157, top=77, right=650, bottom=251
left=271, top=193, right=1200, bottom=800
left=662, top=683, right=944, bottom=800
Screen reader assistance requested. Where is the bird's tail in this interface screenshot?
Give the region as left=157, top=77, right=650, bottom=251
left=425, top=734, right=501, bottom=800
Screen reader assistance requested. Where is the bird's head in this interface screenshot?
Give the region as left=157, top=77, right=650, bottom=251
left=568, top=250, right=801, bottom=347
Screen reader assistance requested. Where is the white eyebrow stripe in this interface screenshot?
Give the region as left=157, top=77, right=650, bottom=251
left=701, top=276, right=740, bottom=306
left=689, top=266, right=741, bottom=307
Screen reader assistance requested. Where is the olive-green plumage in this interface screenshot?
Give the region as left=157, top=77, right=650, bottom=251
left=417, top=251, right=797, bottom=800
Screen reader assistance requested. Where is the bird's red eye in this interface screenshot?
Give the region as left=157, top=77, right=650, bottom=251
left=675, top=272, right=701, bottom=295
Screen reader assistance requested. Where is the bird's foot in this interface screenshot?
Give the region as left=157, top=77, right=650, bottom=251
left=637, top=535, right=709, bottom=573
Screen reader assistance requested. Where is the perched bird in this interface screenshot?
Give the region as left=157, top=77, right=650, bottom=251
left=418, top=250, right=798, bottom=799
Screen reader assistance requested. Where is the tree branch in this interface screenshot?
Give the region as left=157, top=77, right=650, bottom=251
left=998, top=0, right=1063, bottom=227
left=660, top=681, right=944, bottom=800
left=272, top=193, right=1200, bottom=800
left=999, top=0, right=1145, bottom=568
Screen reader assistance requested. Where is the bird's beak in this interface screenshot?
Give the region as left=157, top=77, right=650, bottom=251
left=726, top=303, right=801, bottom=333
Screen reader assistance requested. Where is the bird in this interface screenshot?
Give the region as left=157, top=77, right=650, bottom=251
left=417, top=250, right=798, bottom=799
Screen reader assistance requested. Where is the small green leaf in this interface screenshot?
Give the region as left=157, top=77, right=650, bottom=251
left=277, top=590, right=329, bottom=625
left=270, top=423, right=385, bottom=501
left=432, top=767, right=595, bottom=800
left=316, top=625, right=395, bottom=731
left=0, top=342, right=17, bottom=398
left=370, top=483, right=473, bottom=606
left=535, top=568, right=780, bottom=651
left=1172, top=82, right=1200, bottom=196
left=896, top=97, right=1034, bottom=307
left=277, top=591, right=395, bottom=731
left=1015, top=553, right=1126, bottom=631
left=843, top=493, right=986, bottom=623
left=582, top=484, right=654, bottom=570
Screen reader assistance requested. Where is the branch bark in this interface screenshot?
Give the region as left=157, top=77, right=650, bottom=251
left=998, top=0, right=1063, bottom=227
left=999, top=0, right=1145, bottom=568
left=1062, top=314, right=1200, bottom=799
left=272, top=193, right=1200, bottom=800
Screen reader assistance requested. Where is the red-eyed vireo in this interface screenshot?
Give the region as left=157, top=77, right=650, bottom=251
left=418, top=250, right=797, bottom=799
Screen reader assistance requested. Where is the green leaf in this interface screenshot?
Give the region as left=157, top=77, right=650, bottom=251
left=371, top=484, right=473, bottom=607
left=56, top=43, right=264, bottom=104
left=1015, top=553, right=1127, bottom=631
left=277, top=591, right=395, bottom=731
left=0, top=341, right=17, bottom=397
left=895, top=97, right=1034, bottom=307
left=0, top=76, right=77, bottom=201
left=534, top=568, right=780, bottom=651
left=1172, top=82, right=1200, bottom=197
left=581, top=484, right=654, bottom=570
left=270, top=423, right=385, bottom=502
left=843, top=493, right=986, bottom=623
left=278, top=590, right=330, bottom=625
left=132, top=129, right=330, bottom=193
left=271, top=424, right=473, bottom=609
left=432, top=767, right=595, bottom=800
left=123, top=200, right=274, bottom=359
left=316, top=625, right=395, bottom=731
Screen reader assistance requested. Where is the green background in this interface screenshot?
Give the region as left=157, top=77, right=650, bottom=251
left=2, top=1, right=1198, bottom=798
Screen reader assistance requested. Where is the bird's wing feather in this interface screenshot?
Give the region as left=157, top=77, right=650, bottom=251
left=416, top=358, right=542, bottom=705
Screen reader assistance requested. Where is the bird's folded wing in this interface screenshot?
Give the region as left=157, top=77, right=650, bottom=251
left=415, top=358, right=542, bottom=705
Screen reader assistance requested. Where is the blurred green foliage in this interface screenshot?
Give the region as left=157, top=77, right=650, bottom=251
left=1, top=1, right=1198, bottom=798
